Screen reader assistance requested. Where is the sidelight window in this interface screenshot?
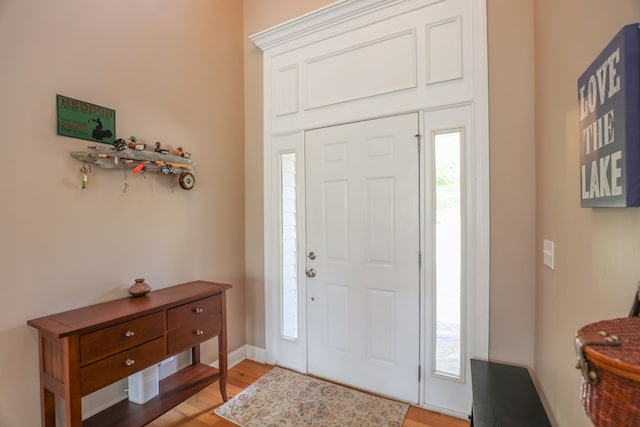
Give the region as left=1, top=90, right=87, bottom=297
left=280, top=152, right=298, bottom=340
left=433, top=130, right=463, bottom=379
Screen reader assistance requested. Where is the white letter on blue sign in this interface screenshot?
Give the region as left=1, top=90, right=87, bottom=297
left=599, top=155, right=611, bottom=197
left=588, top=76, right=598, bottom=113
left=607, top=48, right=621, bottom=99
left=589, top=160, right=600, bottom=198
left=611, top=150, right=622, bottom=196
left=579, top=85, right=588, bottom=121
left=581, top=164, right=589, bottom=199
left=604, top=109, right=615, bottom=146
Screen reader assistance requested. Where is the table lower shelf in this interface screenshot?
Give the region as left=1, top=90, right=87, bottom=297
left=83, top=363, right=222, bottom=427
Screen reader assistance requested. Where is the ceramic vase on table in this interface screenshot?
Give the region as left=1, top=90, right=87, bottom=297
left=129, top=278, right=151, bottom=297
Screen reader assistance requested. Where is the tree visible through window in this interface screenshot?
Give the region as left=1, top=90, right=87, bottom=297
left=434, top=131, right=462, bottom=378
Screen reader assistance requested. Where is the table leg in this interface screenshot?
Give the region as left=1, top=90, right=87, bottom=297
left=42, top=387, right=56, bottom=427
left=219, top=292, right=228, bottom=401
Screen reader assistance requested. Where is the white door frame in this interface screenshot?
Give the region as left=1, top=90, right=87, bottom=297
left=252, top=0, right=489, bottom=415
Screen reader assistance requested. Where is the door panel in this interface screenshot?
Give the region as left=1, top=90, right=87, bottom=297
left=305, top=113, right=420, bottom=402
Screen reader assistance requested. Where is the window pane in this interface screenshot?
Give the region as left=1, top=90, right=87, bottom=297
left=434, top=131, right=462, bottom=378
left=281, top=153, right=298, bottom=340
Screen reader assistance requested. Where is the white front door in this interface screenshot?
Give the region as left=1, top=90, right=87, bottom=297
left=305, top=113, right=420, bottom=403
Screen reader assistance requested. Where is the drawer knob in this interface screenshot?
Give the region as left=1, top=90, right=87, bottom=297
left=194, top=329, right=204, bottom=336
left=193, top=307, right=204, bottom=314
left=124, top=330, right=135, bottom=337
left=124, top=358, right=135, bottom=367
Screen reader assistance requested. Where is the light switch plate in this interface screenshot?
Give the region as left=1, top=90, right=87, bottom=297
left=543, top=240, right=555, bottom=270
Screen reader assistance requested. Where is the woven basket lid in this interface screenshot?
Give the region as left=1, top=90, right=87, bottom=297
left=577, top=317, right=640, bottom=382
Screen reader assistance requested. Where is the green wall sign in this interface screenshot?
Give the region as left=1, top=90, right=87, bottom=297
left=57, top=95, right=116, bottom=144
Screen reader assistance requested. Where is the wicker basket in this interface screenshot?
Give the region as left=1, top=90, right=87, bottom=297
left=575, top=317, right=640, bottom=427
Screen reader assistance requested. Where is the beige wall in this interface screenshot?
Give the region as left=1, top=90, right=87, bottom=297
left=487, top=0, right=536, bottom=367
left=0, top=1, right=244, bottom=425
left=534, top=1, right=640, bottom=425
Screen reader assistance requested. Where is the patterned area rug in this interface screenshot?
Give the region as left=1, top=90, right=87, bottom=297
left=214, top=367, right=409, bottom=426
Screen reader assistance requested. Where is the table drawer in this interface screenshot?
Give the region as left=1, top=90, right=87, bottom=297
left=167, top=295, right=221, bottom=354
left=80, top=337, right=166, bottom=396
left=80, top=311, right=165, bottom=365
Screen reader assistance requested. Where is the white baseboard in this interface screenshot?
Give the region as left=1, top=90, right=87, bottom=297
left=81, top=381, right=128, bottom=420
left=246, top=345, right=267, bottom=363
left=210, top=345, right=267, bottom=368
left=419, top=402, right=470, bottom=420
left=211, top=345, right=248, bottom=369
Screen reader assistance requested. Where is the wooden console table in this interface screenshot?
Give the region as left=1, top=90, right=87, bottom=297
left=27, top=280, right=231, bottom=427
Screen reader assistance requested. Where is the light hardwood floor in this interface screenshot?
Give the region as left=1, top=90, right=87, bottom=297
left=147, top=359, right=470, bottom=427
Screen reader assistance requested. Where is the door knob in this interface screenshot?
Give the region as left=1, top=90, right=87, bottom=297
left=305, top=268, right=317, bottom=278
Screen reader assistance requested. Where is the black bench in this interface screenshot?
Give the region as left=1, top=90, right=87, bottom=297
left=470, top=359, right=551, bottom=426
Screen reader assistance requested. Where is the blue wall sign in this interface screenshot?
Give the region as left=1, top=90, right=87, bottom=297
left=578, top=24, right=640, bottom=207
